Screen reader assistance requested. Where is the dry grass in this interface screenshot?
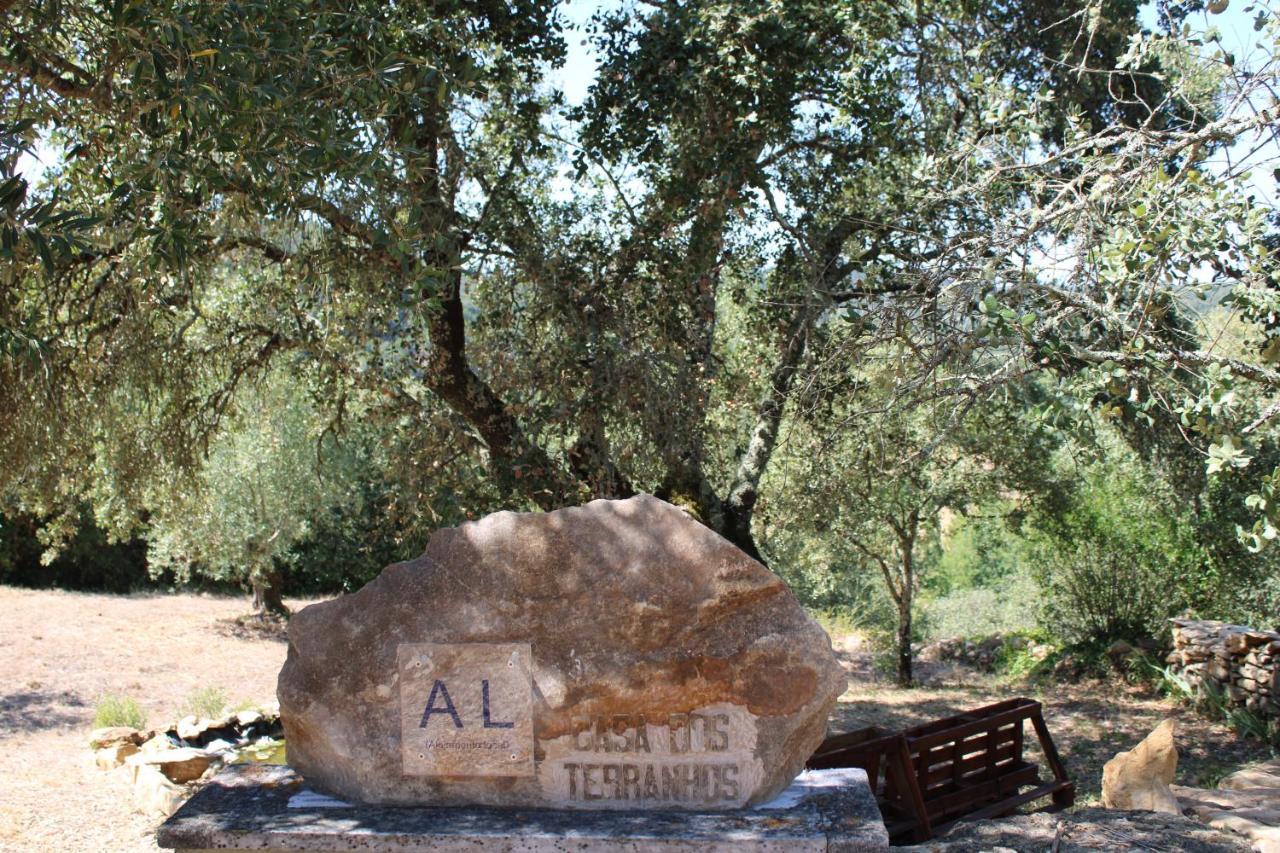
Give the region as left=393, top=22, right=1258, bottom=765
left=0, top=586, right=313, bottom=853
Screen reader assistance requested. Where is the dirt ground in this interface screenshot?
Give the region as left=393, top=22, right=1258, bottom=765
left=1, top=587, right=1274, bottom=852
left=828, top=634, right=1275, bottom=804
left=0, top=586, right=308, bottom=853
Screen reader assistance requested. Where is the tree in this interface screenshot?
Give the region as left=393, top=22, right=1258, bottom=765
left=765, top=370, right=1058, bottom=684
left=1, top=0, right=1271, bottom=590
left=145, top=369, right=370, bottom=615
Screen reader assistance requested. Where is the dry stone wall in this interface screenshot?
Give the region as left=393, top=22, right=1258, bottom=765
left=1167, top=619, right=1280, bottom=718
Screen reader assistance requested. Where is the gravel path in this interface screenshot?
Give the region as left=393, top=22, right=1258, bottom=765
left=0, top=586, right=314, bottom=853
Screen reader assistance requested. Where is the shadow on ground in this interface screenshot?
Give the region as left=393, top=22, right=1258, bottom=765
left=0, top=689, right=87, bottom=734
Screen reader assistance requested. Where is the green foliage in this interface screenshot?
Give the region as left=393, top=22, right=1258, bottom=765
left=0, top=509, right=150, bottom=592
left=92, top=695, right=146, bottom=730
left=144, top=369, right=382, bottom=599
left=180, top=687, right=228, bottom=720
left=1024, top=441, right=1208, bottom=645
left=768, top=535, right=900, bottom=635
left=921, top=514, right=1045, bottom=640
left=1, top=0, right=1279, bottom=637
left=991, top=633, right=1057, bottom=681
left=928, top=517, right=1029, bottom=597
left=923, top=574, right=1043, bottom=641
left=1153, top=664, right=1280, bottom=751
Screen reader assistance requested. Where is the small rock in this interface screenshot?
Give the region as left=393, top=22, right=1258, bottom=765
left=1053, top=653, right=1086, bottom=680
left=89, top=726, right=147, bottom=748
left=233, top=709, right=262, bottom=727
left=94, top=741, right=139, bottom=770
left=139, top=734, right=179, bottom=754
left=1107, top=639, right=1136, bottom=661
left=128, top=747, right=217, bottom=783
left=130, top=763, right=188, bottom=817
left=175, top=715, right=203, bottom=741
left=1102, top=719, right=1180, bottom=814
left=176, top=713, right=239, bottom=746
left=204, top=738, right=236, bottom=754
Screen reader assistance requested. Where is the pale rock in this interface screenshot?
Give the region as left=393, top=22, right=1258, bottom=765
left=1222, top=761, right=1280, bottom=792
left=89, top=726, right=147, bottom=748
left=1206, top=810, right=1280, bottom=846
left=1251, top=825, right=1280, bottom=853
left=128, top=747, right=216, bottom=783
left=131, top=763, right=188, bottom=817
left=175, top=715, right=203, bottom=741
left=94, top=741, right=139, bottom=769
left=234, top=709, right=263, bottom=727
left=1173, top=784, right=1280, bottom=816
left=278, top=495, right=847, bottom=810
left=205, top=738, right=236, bottom=754
left=1101, top=719, right=1180, bottom=814
left=139, top=734, right=178, bottom=754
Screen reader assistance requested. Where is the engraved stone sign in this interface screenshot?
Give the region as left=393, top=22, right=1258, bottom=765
left=397, top=643, right=533, bottom=777
left=536, top=704, right=762, bottom=807
left=278, top=495, right=847, bottom=809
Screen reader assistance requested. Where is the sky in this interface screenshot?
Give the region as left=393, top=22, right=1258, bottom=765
left=1138, top=1, right=1280, bottom=206
left=548, top=0, right=608, bottom=108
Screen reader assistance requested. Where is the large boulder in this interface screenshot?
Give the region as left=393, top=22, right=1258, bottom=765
left=279, top=495, right=846, bottom=809
left=1102, top=719, right=1180, bottom=814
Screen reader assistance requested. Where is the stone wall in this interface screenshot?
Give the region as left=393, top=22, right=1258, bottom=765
left=1166, top=619, right=1280, bottom=718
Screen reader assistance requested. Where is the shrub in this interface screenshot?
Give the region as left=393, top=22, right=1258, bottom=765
left=92, top=694, right=146, bottom=730
left=1152, top=664, right=1280, bottom=750
left=1027, top=452, right=1205, bottom=646
left=181, top=687, right=228, bottom=720
left=922, top=572, right=1041, bottom=640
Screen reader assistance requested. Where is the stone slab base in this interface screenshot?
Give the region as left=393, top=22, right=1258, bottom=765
left=157, top=764, right=888, bottom=852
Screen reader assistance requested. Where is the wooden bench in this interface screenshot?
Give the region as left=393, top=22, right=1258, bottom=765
left=807, top=697, right=1074, bottom=843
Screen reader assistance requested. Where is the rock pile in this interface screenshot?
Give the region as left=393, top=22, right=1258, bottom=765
left=90, top=705, right=283, bottom=817
left=1167, top=619, right=1280, bottom=718
left=1175, top=759, right=1280, bottom=853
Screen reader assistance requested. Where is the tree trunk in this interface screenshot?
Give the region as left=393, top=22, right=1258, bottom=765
left=894, top=512, right=919, bottom=687
left=251, top=570, right=289, bottom=618
left=896, top=598, right=913, bottom=687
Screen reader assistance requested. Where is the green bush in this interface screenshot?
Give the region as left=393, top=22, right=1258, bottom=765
left=92, top=695, right=147, bottom=730
left=1026, top=451, right=1206, bottom=646
left=181, top=687, right=229, bottom=719
left=1, top=509, right=153, bottom=592
left=992, top=633, right=1057, bottom=680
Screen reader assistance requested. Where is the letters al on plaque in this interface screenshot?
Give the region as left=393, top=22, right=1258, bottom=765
left=398, top=643, right=534, bottom=777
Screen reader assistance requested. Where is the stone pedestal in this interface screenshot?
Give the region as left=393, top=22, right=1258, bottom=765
left=157, top=764, right=888, bottom=852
